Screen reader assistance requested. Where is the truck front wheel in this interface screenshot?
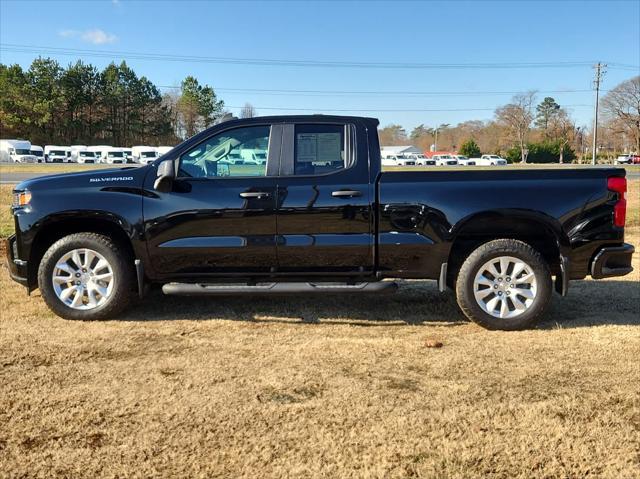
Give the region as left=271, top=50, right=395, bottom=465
left=455, top=239, right=552, bottom=330
left=38, top=233, right=134, bottom=320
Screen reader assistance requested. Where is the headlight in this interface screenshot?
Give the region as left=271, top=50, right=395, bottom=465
left=12, top=190, right=32, bottom=208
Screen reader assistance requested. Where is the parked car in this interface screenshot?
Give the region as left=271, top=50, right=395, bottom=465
left=454, top=155, right=476, bottom=166
left=6, top=115, right=634, bottom=331
left=474, top=155, right=508, bottom=166
left=409, top=154, right=436, bottom=166
left=615, top=155, right=633, bottom=165
left=381, top=154, right=416, bottom=166
left=432, top=154, right=459, bottom=166
left=0, top=139, right=37, bottom=163
left=132, top=146, right=160, bottom=165
left=44, top=145, right=72, bottom=163
left=631, top=155, right=640, bottom=165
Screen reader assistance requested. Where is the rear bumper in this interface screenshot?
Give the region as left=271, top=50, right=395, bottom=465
left=6, top=234, right=28, bottom=287
left=591, top=243, right=634, bottom=279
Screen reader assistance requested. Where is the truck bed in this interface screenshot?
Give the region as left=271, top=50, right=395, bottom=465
left=377, top=167, right=625, bottom=279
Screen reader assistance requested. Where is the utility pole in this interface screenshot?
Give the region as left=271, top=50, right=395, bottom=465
left=591, top=62, right=606, bottom=165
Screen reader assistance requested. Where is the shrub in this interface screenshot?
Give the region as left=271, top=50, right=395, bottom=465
left=505, top=141, right=576, bottom=163
left=459, top=139, right=481, bottom=158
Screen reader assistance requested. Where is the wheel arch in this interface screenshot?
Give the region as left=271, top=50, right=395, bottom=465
left=27, top=213, right=139, bottom=289
left=447, top=209, right=569, bottom=284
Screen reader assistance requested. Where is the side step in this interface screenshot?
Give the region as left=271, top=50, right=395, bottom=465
left=162, top=281, right=398, bottom=296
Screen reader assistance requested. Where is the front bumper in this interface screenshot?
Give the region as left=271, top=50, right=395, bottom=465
left=591, top=243, right=634, bottom=279
left=6, top=234, right=28, bottom=287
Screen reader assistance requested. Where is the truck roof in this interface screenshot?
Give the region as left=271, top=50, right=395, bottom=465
left=217, top=114, right=380, bottom=126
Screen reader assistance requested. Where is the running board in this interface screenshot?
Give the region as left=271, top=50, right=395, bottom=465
left=162, top=281, right=398, bottom=296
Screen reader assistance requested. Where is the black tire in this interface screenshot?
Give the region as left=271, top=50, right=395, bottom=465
left=38, top=233, right=133, bottom=320
left=455, top=239, right=552, bottom=330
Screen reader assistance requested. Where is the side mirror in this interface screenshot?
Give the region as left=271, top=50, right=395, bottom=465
left=154, top=159, right=175, bottom=193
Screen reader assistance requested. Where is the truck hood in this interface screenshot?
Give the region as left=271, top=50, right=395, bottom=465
left=14, top=165, right=151, bottom=192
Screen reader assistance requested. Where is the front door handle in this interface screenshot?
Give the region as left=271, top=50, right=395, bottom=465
left=240, top=191, right=271, bottom=199
left=332, top=190, right=362, bottom=198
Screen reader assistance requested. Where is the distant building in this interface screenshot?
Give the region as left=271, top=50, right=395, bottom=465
left=380, top=145, right=423, bottom=155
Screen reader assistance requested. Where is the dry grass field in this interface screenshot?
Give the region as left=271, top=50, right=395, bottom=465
left=0, top=176, right=638, bottom=478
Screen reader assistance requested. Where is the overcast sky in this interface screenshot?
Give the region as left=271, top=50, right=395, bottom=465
left=1, top=0, right=638, bottom=131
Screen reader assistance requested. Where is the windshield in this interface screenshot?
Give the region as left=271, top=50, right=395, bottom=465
left=30, top=150, right=43, bottom=156
left=80, top=152, right=95, bottom=157
left=50, top=150, right=66, bottom=156
left=490, top=155, right=500, bottom=159
left=440, top=155, right=452, bottom=159
left=255, top=153, right=267, bottom=159
left=141, top=151, right=157, bottom=158
left=108, top=151, right=124, bottom=157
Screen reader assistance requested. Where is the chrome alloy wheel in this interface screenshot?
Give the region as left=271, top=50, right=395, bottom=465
left=52, top=249, right=114, bottom=310
left=473, top=256, right=538, bottom=319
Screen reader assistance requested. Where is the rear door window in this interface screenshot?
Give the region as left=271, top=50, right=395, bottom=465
left=293, top=124, right=353, bottom=175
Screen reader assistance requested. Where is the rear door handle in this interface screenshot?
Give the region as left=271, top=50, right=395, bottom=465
left=240, top=191, right=271, bottom=199
left=331, top=190, right=362, bottom=198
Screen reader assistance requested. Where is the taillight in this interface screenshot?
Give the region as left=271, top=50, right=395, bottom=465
left=607, top=177, right=627, bottom=227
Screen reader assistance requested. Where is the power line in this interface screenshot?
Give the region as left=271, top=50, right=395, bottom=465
left=158, top=85, right=604, bottom=97
left=2, top=43, right=631, bottom=70
left=222, top=104, right=592, bottom=113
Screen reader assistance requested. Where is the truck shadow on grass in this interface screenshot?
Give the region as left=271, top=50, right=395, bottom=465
left=124, top=282, right=464, bottom=327
left=121, top=279, right=640, bottom=329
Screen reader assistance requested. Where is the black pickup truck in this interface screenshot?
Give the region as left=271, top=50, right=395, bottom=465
left=7, top=115, right=634, bottom=330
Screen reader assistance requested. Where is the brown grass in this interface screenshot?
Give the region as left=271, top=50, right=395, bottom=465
left=0, top=163, right=114, bottom=174
left=1, top=175, right=639, bottom=478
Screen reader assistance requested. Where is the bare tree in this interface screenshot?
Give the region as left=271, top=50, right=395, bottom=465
left=495, top=91, right=537, bottom=163
left=240, top=102, right=257, bottom=119
left=549, top=109, right=575, bottom=163
left=601, top=76, right=640, bottom=153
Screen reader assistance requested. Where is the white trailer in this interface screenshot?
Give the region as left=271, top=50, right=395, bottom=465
left=132, top=145, right=160, bottom=165
left=45, top=145, right=72, bottom=163
left=0, top=139, right=37, bottom=163
left=103, top=147, right=126, bottom=164
left=120, top=148, right=134, bottom=163
left=87, top=145, right=125, bottom=164
left=155, top=146, right=174, bottom=156
left=70, top=146, right=98, bottom=164
left=30, top=145, right=44, bottom=163
left=240, top=148, right=267, bottom=165
left=86, top=145, right=111, bottom=163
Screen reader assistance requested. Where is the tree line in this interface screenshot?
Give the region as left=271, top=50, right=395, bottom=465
left=379, top=76, right=639, bottom=163
left=0, top=57, right=226, bottom=146
left=1, top=57, right=638, bottom=160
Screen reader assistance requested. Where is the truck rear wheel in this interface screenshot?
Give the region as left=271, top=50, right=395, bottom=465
left=455, top=239, right=552, bottom=330
left=38, top=233, right=133, bottom=320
